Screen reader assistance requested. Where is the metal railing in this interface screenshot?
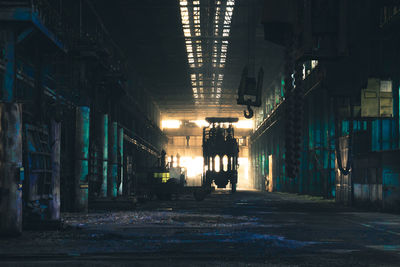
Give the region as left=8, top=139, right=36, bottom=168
left=0, top=0, right=127, bottom=75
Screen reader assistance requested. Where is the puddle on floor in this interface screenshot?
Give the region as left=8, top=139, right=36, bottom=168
left=320, top=249, right=360, bottom=254
left=370, top=221, right=400, bottom=226
left=157, top=208, right=173, bottom=211
left=187, top=231, right=319, bottom=248
left=367, top=245, right=400, bottom=252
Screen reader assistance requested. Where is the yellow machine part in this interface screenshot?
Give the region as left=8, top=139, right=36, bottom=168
left=153, top=172, right=170, bottom=183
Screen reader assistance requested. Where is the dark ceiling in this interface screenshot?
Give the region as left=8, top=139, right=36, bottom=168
left=93, top=0, right=284, bottom=120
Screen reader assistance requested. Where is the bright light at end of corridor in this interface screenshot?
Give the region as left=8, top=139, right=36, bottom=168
left=233, top=120, right=253, bottom=129
left=179, top=156, right=252, bottom=189
left=237, top=157, right=251, bottom=189
left=191, top=120, right=209, bottom=128
left=162, top=120, right=181, bottom=129
left=180, top=156, right=203, bottom=178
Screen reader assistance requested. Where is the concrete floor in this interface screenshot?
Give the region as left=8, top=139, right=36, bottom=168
left=1, top=191, right=400, bottom=266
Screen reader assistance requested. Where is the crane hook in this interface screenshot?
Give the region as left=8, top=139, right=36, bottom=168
left=244, top=105, right=254, bottom=119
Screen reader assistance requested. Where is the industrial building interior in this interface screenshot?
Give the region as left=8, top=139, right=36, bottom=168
left=0, top=0, right=400, bottom=266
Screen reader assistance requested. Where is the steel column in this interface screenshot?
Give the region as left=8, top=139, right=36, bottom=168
left=117, top=126, right=124, bottom=196
left=0, top=104, right=23, bottom=236
left=100, top=114, right=108, bottom=197
left=50, top=120, right=61, bottom=220
left=74, top=106, right=90, bottom=212
left=108, top=121, right=118, bottom=198
left=0, top=29, right=23, bottom=236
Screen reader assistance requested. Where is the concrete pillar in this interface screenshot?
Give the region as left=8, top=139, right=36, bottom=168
left=74, top=106, right=90, bottom=212
left=50, top=120, right=61, bottom=220
left=0, top=104, right=23, bottom=236
left=0, top=30, right=23, bottom=236
left=117, top=127, right=124, bottom=196
left=108, top=121, right=118, bottom=198
left=100, top=114, right=108, bottom=197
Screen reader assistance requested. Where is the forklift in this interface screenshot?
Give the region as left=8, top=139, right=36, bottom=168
left=149, top=151, right=186, bottom=200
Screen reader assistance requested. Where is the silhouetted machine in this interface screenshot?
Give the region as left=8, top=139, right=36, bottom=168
left=202, top=117, right=239, bottom=193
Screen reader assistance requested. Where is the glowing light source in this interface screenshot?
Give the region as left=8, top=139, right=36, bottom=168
left=180, top=0, right=235, bottom=104
left=191, top=120, right=209, bottom=128
left=234, top=120, right=253, bottom=129
left=180, top=156, right=204, bottom=178
left=237, top=157, right=250, bottom=189
left=223, top=155, right=228, bottom=171
left=311, top=60, right=318, bottom=69
left=170, top=154, right=251, bottom=189
left=162, top=120, right=181, bottom=129
left=215, top=155, right=220, bottom=172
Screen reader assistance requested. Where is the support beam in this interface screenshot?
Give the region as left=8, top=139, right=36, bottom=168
left=17, top=27, right=34, bottom=44
left=100, top=114, right=108, bottom=197
left=74, top=106, right=90, bottom=212
left=108, top=121, right=118, bottom=198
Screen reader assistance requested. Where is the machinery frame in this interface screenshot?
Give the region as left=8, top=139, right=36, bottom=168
left=202, top=117, right=239, bottom=193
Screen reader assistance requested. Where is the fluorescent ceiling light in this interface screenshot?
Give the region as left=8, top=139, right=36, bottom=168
left=179, top=0, right=235, bottom=104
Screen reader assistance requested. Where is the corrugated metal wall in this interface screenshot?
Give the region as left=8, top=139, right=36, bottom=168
left=251, top=80, right=400, bottom=208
